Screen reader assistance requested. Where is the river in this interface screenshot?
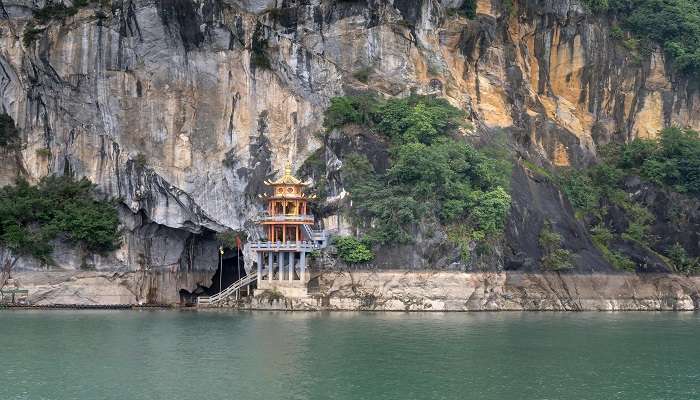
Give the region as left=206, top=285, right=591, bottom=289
left=1, top=310, right=698, bottom=400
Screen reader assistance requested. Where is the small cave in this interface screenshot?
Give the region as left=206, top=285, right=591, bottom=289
left=179, top=248, right=252, bottom=306
left=206, top=249, right=247, bottom=296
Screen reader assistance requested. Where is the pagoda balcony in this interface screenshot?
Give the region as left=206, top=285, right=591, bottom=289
left=249, top=240, right=320, bottom=252
left=258, top=214, right=315, bottom=224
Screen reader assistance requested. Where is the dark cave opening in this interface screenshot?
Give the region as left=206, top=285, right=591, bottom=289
left=206, top=249, right=247, bottom=296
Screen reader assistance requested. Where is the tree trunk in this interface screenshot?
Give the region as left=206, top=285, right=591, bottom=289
left=0, top=252, right=19, bottom=290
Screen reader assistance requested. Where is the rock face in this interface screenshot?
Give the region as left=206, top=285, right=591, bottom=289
left=247, top=270, right=700, bottom=311
left=0, top=0, right=699, bottom=300
left=11, top=270, right=212, bottom=304
left=10, top=269, right=700, bottom=310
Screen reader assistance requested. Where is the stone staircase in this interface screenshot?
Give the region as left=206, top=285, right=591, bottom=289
left=197, top=273, right=257, bottom=306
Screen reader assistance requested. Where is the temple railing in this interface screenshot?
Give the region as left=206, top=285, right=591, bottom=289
left=302, top=224, right=329, bottom=242
left=258, top=214, right=315, bottom=224
left=249, top=241, right=320, bottom=252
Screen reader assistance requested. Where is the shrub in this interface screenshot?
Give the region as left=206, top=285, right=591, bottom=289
left=667, top=242, right=700, bottom=274
left=556, top=127, right=700, bottom=273
left=35, top=148, right=51, bottom=157
left=33, top=3, right=78, bottom=24
left=610, top=25, right=625, bottom=40
left=0, top=176, right=121, bottom=263
left=22, top=24, right=45, bottom=47
left=590, top=224, right=638, bottom=271
left=459, top=0, right=477, bottom=19
left=0, top=113, right=20, bottom=148
left=558, top=168, right=599, bottom=214
left=251, top=23, right=272, bottom=70
left=539, top=221, right=574, bottom=271
left=133, top=153, right=148, bottom=170
left=24, top=1, right=109, bottom=47
left=323, top=93, right=379, bottom=131
left=322, top=94, right=511, bottom=249
left=591, top=128, right=700, bottom=195
left=333, top=236, right=374, bottom=264
left=216, top=229, right=247, bottom=251
left=583, top=0, right=700, bottom=76
left=352, top=66, right=373, bottom=83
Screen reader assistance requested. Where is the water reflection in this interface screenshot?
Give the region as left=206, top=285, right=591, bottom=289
left=0, top=311, right=698, bottom=400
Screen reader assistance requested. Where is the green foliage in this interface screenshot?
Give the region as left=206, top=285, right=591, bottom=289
left=35, top=148, right=51, bottom=158
left=322, top=94, right=511, bottom=254
left=467, top=187, right=512, bottom=241
left=479, top=131, right=514, bottom=190
left=216, top=229, right=247, bottom=250
left=33, top=0, right=108, bottom=23
left=333, top=236, right=374, bottom=264
left=539, top=221, right=575, bottom=271
left=459, top=0, right=477, bottom=19
left=612, top=128, right=700, bottom=194
left=33, top=3, right=78, bottom=24
left=374, top=96, right=466, bottom=145
left=582, top=0, right=611, bottom=13
left=24, top=1, right=109, bottom=46
left=352, top=66, right=373, bottom=83
left=522, top=159, right=554, bottom=180
left=610, top=24, right=625, bottom=40
left=0, top=113, right=20, bottom=149
left=608, top=250, right=637, bottom=272
left=343, top=137, right=511, bottom=246
left=0, top=176, right=121, bottom=263
left=590, top=224, right=637, bottom=271
left=590, top=223, right=614, bottom=245
left=323, top=93, right=379, bottom=131
left=583, top=0, right=700, bottom=76
left=558, top=168, right=600, bottom=215
left=22, top=24, right=45, bottom=47
left=133, top=153, right=148, bottom=170
left=502, top=0, right=515, bottom=17
left=557, top=127, right=700, bottom=272
left=667, top=242, right=700, bottom=274
left=619, top=199, right=654, bottom=245
left=251, top=23, right=272, bottom=70
left=323, top=94, right=466, bottom=145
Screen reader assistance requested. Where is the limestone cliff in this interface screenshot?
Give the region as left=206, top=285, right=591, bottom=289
left=0, top=0, right=698, bottom=299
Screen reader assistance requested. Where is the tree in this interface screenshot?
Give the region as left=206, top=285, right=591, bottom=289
left=0, top=176, right=121, bottom=288
left=539, top=221, right=575, bottom=271
left=320, top=94, right=512, bottom=255
left=333, top=236, right=374, bottom=264
left=216, top=229, right=247, bottom=250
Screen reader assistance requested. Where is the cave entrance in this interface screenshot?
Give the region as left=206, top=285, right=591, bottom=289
left=207, top=249, right=247, bottom=296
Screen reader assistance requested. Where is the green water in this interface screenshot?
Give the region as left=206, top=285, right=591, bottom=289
left=0, top=311, right=698, bottom=400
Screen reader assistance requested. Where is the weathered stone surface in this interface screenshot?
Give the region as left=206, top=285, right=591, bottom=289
left=1, top=0, right=699, bottom=293
left=8, top=269, right=700, bottom=311
left=11, top=270, right=212, bottom=305
left=246, top=271, right=700, bottom=311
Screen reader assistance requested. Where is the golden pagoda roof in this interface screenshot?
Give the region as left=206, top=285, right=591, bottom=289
left=264, top=163, right=309, bottom=186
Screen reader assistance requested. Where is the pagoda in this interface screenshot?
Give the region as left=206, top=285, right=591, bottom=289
left=250, top=163, right=328, bottom=288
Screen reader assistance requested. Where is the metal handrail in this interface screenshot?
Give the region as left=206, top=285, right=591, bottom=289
left=198, top=272, right=258, bottom=305
left=302, top=224, right=328, bottom=239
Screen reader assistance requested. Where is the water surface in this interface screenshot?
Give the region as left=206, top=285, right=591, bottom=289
left=1, top=311, right=698, bottom=400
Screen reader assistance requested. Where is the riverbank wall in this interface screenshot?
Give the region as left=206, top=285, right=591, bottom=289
left=8, top=270, right=698, bottom=311
left=5, top=271, right=211, bottom=306
left=246, top=271, right=700, bottom=311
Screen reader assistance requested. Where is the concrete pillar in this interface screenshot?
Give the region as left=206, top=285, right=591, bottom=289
left=300, top=251, right=306, bottom=282
left=257, top=252, right=262, bottom=284
left=278, top=252, right=285, bottom=281
left=289, top=252, right=294, bottom=281
left=267, top=252, right=273, bottom=281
